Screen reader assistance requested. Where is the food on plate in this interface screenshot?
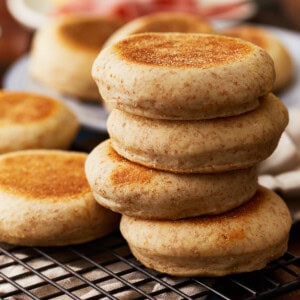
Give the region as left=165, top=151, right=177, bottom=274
left=85, top=140, right=258, bottom=219
left=0, top=150, right=120, bottom=246
left=0, top=91, right=79, bottom=153
left=120, top=187, right=292, bottom=276
left=107, top=94, right=288, bottom=173
left=104, top=11, right=214, bottom=48
left=93, top=33, right=275, bottom=120
left=223, top=25, right=294, bottom=91
left=30, top=15, right=124, bottom=100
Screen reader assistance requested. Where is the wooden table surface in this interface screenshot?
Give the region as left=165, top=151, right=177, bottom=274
left=0, top=1, right=299, bottom=298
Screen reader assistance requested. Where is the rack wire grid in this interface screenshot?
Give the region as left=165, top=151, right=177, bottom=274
left=0, top=231, right=299, bottom=300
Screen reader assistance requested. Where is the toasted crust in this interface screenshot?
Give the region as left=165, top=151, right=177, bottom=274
left=121, top=186, right=292, bottom=276
left=223, top=25, right=294, bottom=91
left=0, top=151, right=89, bottom=199
left=116, top=34, right=253, bottom=68
left=93, top=32, right=275, bottom=120
left=0, top=92, right=79, bottom=153
left=30, top=15, right=124, bottom=100
left=85, top=140, right=258, bottom=219
left=108, top=93, right=288, bottom=173
left=104, top=12, right=214, bottom=48
left=0, top=92, right=57, bottom=124
left=0, top=150, right=120, bottom=246
left=58, top=15, right=125, bottom=52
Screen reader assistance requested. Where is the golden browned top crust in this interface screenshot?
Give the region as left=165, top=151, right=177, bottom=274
left=224, top=26, right=268, bottom=49
left=107, top=142, right=152, bottom=185
left=110, top=165, right=152, bottom=185
left=0, top=93, right=58, bottom=125
left=58, top=17, right=124, bottom=51
left=115, top=33, right=253, bottom=68
left=134, top=14, right=212, bottom=34
left=0, top=152, right=90, bottom=200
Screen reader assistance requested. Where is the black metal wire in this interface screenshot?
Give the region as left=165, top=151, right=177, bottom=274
left=246, top=280, right=300, bottom=300
left=261, top=275, right=280, bottom=288
left=0, top=233, right=300, bottom=300
left=2, top=263, right=102, bottom=298
left=38, top=268, right=135, bottom=300
left=32, top=247, right=118, bottom=300
left=0, top=247, right=81, bottom=300
left=192, top=278, right=232, bottom=300
left=70, top=248, right=158, bottom=300
left=0, top=272, right=40, bottom=300
left=100, top=246, right=196, bottom=299
left=229, top=278, right=257, bottom=296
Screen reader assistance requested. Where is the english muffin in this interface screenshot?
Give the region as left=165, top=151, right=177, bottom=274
left=0, top=150, right=120, bottom=246
left=223, top=25, right=294, bottom=91
left=104, top=12, right=214, bottom=48
left=121, top=186, right=292, bottom=276
left=108, top=93, right=288, bottom=173
left=30, top=15, right=124, bottom=100
left=93, top=32, right=275, bottom=120
left=0, top=91, right=79, bottom=153
left=85, top=140, right=257, bottom=220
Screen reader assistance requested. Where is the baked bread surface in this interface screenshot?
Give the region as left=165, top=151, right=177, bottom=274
left=0, top=150, right=120, bottom=246
left=93, top=32, right=275, bottom=119
left=0, top=91, right=79, bottom=153
left=30, top=15, right=124, bottom=100
left=108, top=93, right=288, bottom=173
left=121, top=186, right=292, bottom=276
left=85, top=140, right=258, bottom=219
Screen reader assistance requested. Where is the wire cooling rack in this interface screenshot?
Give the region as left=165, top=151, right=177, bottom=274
left=0, top=231, right=299, bottom=300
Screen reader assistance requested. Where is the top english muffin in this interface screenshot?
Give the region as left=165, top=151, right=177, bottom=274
left=92, top=33, right=275, bottom=120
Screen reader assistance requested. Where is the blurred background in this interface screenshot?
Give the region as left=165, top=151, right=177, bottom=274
left=1, top=0, right=300, bottom=84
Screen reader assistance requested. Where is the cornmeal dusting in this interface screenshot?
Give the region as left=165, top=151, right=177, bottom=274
left=116, top=33, right=252, bottom=68
left=171, top=189, right=264, bottom=226
left=0, top=93, right=57, bottom=125
left=108, top=144, right=152, bottom=185
left=0, top=153, right=90, bottom=199
left=59, top=18, right=123, bottom=51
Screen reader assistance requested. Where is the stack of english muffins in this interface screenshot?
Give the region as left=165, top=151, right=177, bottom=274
left=87, top=32, right=292, bottom=276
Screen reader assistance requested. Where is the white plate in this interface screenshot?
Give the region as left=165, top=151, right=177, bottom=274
left=3, top=26, right=300, bottom=131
